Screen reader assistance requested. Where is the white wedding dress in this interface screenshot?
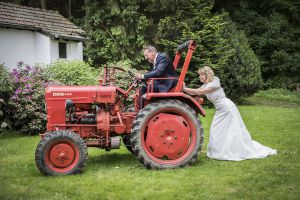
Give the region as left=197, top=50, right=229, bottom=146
left=202, top=76, right=277, bottom=161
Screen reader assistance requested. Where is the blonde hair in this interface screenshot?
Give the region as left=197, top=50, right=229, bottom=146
left=198, top=66, right=214, bottom=82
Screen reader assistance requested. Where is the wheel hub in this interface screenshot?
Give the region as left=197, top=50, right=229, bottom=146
left=145, top=113, right=191, bottom=160
left=49, top=143, right=75, bottom=168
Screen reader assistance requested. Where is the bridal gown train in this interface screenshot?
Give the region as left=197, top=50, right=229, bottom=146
left=202, top=76, right=277, bottom=161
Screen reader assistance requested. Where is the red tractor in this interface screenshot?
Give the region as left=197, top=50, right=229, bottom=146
left=35, top=40, right=206, bottom=175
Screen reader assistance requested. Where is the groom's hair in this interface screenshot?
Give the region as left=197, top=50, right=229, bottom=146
left=143, top=45, right=157, bottom=53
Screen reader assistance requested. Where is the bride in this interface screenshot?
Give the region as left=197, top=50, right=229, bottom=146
left=183, top=66, right=277, bottom=161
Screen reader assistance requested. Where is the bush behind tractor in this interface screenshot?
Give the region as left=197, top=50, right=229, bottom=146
left=35, top=40, right=206, bottom=175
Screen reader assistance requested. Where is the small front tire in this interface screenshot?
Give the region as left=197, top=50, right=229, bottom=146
left=35, top=130, right=88, bottom=176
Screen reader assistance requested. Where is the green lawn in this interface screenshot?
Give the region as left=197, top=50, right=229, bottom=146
left=0, top=105, right=299, bottom=200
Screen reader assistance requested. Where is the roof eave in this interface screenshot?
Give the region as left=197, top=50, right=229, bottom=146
left=0, top=23, right=41, bottom=32
left=52, top=34, right=87, bottom=42
left=0, top=23, right=87, bottom=42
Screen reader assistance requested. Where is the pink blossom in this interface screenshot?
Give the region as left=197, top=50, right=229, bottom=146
left=11, top=95, right=18, bottom=100
left=15, top=88, right=21, bottom=95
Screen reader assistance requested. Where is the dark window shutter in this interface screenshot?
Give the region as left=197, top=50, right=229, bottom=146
left=59, top=42, right=67, bottom=58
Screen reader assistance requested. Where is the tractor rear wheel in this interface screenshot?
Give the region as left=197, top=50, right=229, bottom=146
left=35, top=130, right=88, bottom=175
left=131, top=99, right=204, bottom=169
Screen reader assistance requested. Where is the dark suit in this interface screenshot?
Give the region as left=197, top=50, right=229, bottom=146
left=143, top=52, right=178, bottom=92
left=139, top=53, right=178, bottom=108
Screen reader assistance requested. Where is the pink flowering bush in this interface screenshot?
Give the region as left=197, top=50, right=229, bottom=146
left=8, top=63, right=56, bottom=135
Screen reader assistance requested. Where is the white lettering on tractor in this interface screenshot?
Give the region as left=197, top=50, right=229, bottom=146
left=52, top=93, right=72, bottom=97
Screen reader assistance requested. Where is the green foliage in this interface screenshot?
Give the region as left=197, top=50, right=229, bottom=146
left=83, top=0, right=262, bottom=101
left=151, top=1, right=261, bottom=100
left=0, top=63, right=13, bottom=94
left=215, top=0, right=300, bottom=89
left=46, top=60, right=100, bottom=85
left=46, top=59, right=139, bottom=89
left=84, top=0, right=230, bottom=72
left=84, top=0, right=148, bottom=65
left=0, top=63, right=13, bottom=131
left=154, top=0, right=230, bottom=87
left=220, top=17, right=262, bottom=101
left=8, top=64, right=53, bottom=135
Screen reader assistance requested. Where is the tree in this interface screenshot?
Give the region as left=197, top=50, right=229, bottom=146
left=221, top=17, right=262, bottom=101
left=84, top=0, right=149, bottom=66
left=214, top=0, right=300, bottom=89
left=153, top=0, right=229, bottom=87
left=83, top=0, right=261, bottom=101
left=41, top=0, right=46, bottom=9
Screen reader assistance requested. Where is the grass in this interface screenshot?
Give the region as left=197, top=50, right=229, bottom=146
left=0, top=101, right=299, bottom=199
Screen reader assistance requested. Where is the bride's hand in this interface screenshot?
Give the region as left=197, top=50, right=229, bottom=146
left=182, top=82, right=186, bottom=92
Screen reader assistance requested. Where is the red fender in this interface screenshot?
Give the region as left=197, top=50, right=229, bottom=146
left=145, top=92, right=206, bottom=116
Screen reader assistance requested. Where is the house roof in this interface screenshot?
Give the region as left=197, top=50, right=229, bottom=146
left=0, top=2, right=86, bottom=41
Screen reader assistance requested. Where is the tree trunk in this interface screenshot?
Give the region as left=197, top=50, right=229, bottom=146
left=68, top=0, right=72, bottom=19
left=41, top=0, right=46, bottom=9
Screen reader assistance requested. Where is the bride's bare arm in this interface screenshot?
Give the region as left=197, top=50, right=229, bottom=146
left=183, top=87, right=216, bottom=96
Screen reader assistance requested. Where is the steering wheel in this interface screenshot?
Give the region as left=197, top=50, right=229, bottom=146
left=128, top=70, right=135, bottom=78
left=127, top=70, right=144, bottom=88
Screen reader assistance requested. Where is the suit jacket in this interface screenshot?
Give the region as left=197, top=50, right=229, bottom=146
left=143, top=53, right=178, bottom=92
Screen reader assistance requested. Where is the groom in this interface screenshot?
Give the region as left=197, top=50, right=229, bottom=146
left=135, top=45, right=178, bottom=108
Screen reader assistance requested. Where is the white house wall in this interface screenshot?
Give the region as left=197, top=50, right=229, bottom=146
left=34, top=31, right=51, bottom=65
left=50, top=40, right=59, bottom=60
left=0, top=28, right=51, bottom=70
left=68, top=41, right=83, bottom=60
left=0, top=28, right=84, bottom=70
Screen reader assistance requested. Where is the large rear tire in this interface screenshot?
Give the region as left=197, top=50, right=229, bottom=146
left=35, top=130, right=88, bottom=176
left=130, top=99, right=204, bottom=169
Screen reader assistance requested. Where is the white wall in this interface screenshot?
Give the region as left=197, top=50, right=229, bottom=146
left=0, top=27, right=84, bottom=70
left=68, top=41, right=83, bottom=60
left=50, top=39, right=59, bottom=61
left=34, top=31, right=51, bottom=64
left=0, top=28, right=52, bottom=69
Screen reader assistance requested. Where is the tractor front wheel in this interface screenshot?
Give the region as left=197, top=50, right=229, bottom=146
left=130, top=99, right=204, bottom=169
left=35, top=130, right=88, bottom=175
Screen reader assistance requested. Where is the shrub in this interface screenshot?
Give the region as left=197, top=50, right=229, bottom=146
left=46, top=60, right=100, bottom=85
left=0, top=63, right=13, bottom=131
left=230, top=9, right=300, bottom=90
left=220, top=17, right=262, bottom=102
left=8, top=64, right=55, bottom=135
left=46, top=59, right=141, bottom=87
left=46, top=59, right=140, bottom=94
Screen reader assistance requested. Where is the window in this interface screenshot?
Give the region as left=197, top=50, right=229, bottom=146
left=59, top=42, right=67, bottom=58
